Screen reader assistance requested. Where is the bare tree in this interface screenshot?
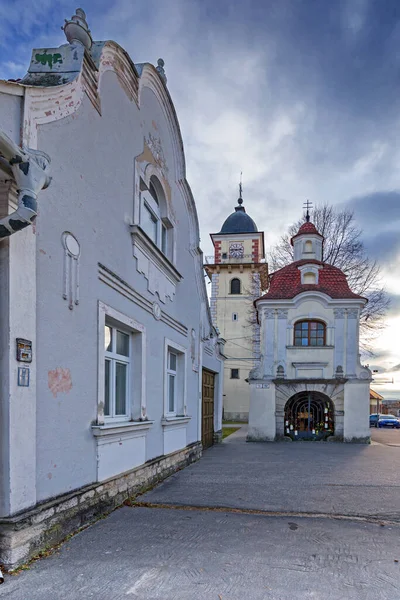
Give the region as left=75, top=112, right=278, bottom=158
left=269, top=204, right=389, bottom=354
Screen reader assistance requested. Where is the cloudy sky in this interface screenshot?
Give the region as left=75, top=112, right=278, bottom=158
left=1, top=0, right=400, bottom=390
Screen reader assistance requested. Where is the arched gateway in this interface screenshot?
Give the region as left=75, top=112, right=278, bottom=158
left=284, top=392, right=334, bottom=440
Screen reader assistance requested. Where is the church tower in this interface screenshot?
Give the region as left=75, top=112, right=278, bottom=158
left=205, top=188, right=268, bottom=421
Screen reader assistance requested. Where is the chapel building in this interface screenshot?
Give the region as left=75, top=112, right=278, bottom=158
left=247, top=214, right=371, bottom=442
left=205, top=192, right=268, bottom=421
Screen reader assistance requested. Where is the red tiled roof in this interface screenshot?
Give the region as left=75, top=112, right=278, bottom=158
left=290, top=221, right=323, bottom=245
left=258, top=260, right=365, bottom=301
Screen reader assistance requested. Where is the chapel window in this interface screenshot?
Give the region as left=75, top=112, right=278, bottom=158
left=304, top=240, right=313, bottom=253
left=303, top=272, right=316, bottom=284
left=294, top=320, right=326, bottom=347
left=230, top=278, right=241, bottom=294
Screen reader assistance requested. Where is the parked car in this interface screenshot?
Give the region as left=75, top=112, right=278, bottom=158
left=369, top=413, right=384, bottom=427
left=377, top=415, right=400, bottom=429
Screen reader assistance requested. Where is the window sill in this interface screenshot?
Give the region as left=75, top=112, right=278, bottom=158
left=161, top=416, right=191, bottom=428
left=287, top=345, right=334, bottom=349
left=131, top=225, right=182, bottom=285
left=92, top=420, right=154, bottom=438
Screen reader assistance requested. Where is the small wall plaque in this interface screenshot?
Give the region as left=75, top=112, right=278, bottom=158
left=16, top=339, right=32, bottom=363
left=18, top=367, right=30, bottom=387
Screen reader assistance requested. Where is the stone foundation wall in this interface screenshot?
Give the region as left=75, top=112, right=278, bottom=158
left=213, top=429, right=223, bottom=444
left=0, top=442, right=202, bottom=570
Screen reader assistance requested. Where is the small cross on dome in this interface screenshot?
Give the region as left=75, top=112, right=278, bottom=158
left=238, top=172, right=243, bottom=205
left=303, top=199, right=313, bottom=222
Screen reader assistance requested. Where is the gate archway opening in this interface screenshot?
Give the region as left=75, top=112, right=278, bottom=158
left=284, top=391, right=334, bottom=440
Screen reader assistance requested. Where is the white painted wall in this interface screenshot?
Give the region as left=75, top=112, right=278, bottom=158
left=0, top=40, right=223, bottom=515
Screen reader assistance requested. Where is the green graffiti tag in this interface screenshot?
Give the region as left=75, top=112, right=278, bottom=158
left=35, top=52, right=63, bottom=69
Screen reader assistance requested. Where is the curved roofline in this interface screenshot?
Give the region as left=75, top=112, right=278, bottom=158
left=6, top=36, right=216, bottom=335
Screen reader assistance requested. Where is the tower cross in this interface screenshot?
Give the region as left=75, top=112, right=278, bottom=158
left=303, top=199, right=313, bottom=222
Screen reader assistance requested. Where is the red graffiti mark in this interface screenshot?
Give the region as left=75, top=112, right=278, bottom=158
left=48, top=367, right=72, bottom=398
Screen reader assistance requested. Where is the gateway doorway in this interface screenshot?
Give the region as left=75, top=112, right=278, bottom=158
left=284, top=392, right=334, bottom=440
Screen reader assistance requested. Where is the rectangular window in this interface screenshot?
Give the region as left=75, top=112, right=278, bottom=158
left=231, top=368, right=239, bottom=379
left=167, top=350, right=177, bottom=413
left=104, top=324, right=130, bottom=420
left=164, top=339, right=186, bottom=417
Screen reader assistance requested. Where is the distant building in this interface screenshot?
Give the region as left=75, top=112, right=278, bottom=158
left=205, top=192, right=268, bottom=421
left=0, top=9, right=224, bottom=569
left=381, top=400, right=400, bottom=416
left=248, top=215, right=371, bottom=442
left=370, top=388, right=384, bottom=414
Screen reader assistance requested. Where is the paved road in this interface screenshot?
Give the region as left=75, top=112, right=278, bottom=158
left=142, top=426, right=400, bottom=521
left=371, top=427, right=400, bottom=446
left=1, top=428, right=400, bottom=599
left=1, top=507, right=399, bottom=600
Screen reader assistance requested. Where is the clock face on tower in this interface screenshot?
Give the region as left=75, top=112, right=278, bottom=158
left=229, top=242, right=244, bottom=258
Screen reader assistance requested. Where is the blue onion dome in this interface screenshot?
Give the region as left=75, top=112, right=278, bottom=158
left=220, top=196, right=258, bottom=234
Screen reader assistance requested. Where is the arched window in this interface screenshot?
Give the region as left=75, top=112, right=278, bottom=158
left=141, top=176, right=172, bottom=259
left=304, top=240, right=313, bottom=253
left=294, top=320, right=326, bottom=347
left=230, top=278, right=241, bottom=295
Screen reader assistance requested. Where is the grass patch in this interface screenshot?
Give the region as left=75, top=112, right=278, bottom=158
left=222, top=427, right=241, bottom=440
left=222, top=420, right=248, bottom=425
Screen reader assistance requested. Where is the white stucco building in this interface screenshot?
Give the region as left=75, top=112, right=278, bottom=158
left=205, top=192, right=268, bottom=421
left=0, top=9, right=224, bottom=568
left=248, top=216, right=371, bottom=443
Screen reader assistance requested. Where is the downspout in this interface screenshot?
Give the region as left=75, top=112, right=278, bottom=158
left=0, top=130, right=51, bottom=238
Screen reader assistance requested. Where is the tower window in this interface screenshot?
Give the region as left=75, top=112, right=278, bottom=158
left=230, top=278, right=241, bottom=294
left=294, top=320, right=326, bottom=347
left=232, top=313, right=238, bottom=321
left=304, top=240, right=313, bottom=253
left=222, top=252, right=228, bottom=259
left=231, top=368, right=239, bottom=379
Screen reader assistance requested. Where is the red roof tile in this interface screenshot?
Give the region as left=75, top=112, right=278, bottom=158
left=290, top=221, right=323, bottom=245
left=258, top=260, right=365, bottom=301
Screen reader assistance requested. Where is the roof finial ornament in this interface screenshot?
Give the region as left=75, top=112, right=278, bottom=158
left=238, top=171, right=243, bottom=205
left=303, top=199, right=313, bottom=222
left=156, top=58, right=167, bottom=84
left=62, top=8, right=92, bottom=50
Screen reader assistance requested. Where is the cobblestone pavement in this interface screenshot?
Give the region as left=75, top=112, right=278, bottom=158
left=1, top=428, right=399, bottom=600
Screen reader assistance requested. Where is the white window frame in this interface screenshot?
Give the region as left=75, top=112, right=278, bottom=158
left=164, top=338, right=186, bottom=417
left=141, top=191, right=160, bottom=246
left=104, top=324, right=131, bottom=421
left=232, top=312, right=239, bottom=322
left=97, top=302, right=146, bottom=425
left=140, top=189, right=173, bottom=261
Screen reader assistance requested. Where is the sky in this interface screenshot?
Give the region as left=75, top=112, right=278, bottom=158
left=1, top=0, right=400, bottom=394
